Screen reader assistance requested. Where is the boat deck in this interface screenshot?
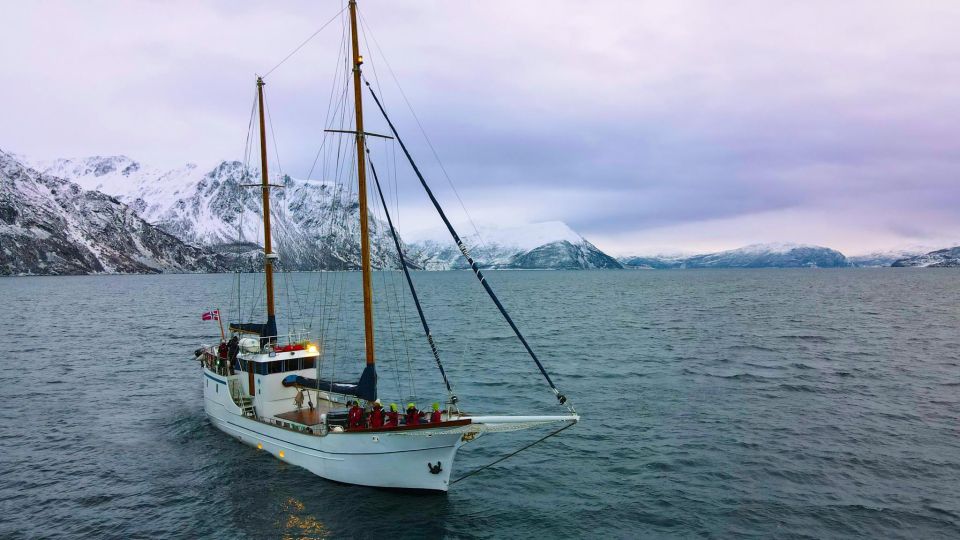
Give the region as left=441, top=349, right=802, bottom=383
left=274, top=405, right=336, bottom=426
left=271, top=406, right=473, bottom=433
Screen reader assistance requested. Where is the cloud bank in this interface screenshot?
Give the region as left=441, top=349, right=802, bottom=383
left=3, top=0, right=959, bottom=254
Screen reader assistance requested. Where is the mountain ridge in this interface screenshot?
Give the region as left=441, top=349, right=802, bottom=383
left=31, top=155, right=624, bottom=272
left=0, top=150, right=227, bottom=275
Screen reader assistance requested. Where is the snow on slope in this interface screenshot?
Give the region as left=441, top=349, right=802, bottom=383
left=1, top=150, right=226, bottom=275
left=39, top=156, right=399, bottom=270
left=409, top=220, right=622, bottom=270
left=891, top=246, right=960, bottom=267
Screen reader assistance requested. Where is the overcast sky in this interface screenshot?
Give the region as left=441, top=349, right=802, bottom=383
left=3, top=0, right=960, bottom=255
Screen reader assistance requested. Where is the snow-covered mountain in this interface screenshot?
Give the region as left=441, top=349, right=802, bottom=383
left=0, top=150, right=226, bottom=275
left=39, top=156, right=401, bottom=271
left=891, top=247, right=960, bottom=267
left=682, top=243, right=849, bottom=268
left=618, top=254, right=686, bottom=269
left=848, top=249, right=927, bottom=268
left=408, top=221, right=622, bottom=270
left=620, top=243, right=850, bottom=269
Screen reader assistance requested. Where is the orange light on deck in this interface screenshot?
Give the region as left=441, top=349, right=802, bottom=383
left=307, top=344, right=318, bottom=353
left=257, top=442, right=263, bottom=450
left=279, top=450, right=285, bottom=458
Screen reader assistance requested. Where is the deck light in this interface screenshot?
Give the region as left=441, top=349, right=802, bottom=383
left=257, top=442, right=263, bottom=450
left=279, top=450, right=285, bottom=458
left=307, top=344, right=318, bottom=353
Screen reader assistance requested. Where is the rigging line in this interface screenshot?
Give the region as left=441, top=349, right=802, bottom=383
left=365, top=80, right=571, bottom=409
left=356, top=13, right=488, bottom=248
left=262, top=5, right=347, bottom=79
left=368, top=183, right=406, bottom=399
left=305, top=19, right=350, bottom=183
left=381, top=137, right=417, bottom=399
left=306, top=54, right=347, bottom=333
left=366, top=143, right=456, bottom=399
left=263, top=94, right=284, bottom=179
left=450, top=421, right=577, bottom=485
left=368, top=169, right=415, bottom=400
left=306, top=18, right=349, bottom=332
left=237, top=90, right=258, bottom=327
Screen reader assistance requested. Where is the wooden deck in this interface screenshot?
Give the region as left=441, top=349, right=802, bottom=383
left=275, top=408, right=325, bottom=426
left=272, top=408, right=473, bottom=433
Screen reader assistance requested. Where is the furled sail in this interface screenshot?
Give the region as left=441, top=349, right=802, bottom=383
left=281, top=364, right=377, bottom=401
left=228, top=317, right=278, bottom=338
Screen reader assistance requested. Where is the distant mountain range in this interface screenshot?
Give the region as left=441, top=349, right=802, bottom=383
left=5, top=150, right=960, bottom=275
left=618, top=244, right=960, bottom=269
left=890, top=247, right=960, bottom=267
left=407, top=221, right=622, bottom=270
left=619, top=244, right=849, bottom=269
left=0, top=150, right=226, bottom=275
left=2, top=151, right=622, bottom=275
left=38, top=155, right=401, bottom=271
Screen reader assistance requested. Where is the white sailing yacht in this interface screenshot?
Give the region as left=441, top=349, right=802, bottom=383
left=195, top=0, right=578, bottom=492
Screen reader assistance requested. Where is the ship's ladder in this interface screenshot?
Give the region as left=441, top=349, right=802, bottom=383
left=230, top=379, right=257, bottom=418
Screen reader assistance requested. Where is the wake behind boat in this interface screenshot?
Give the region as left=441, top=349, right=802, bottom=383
left=193, top=0, right=578, bottom=492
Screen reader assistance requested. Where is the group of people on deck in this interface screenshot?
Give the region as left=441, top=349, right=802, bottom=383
left=347, top=399, right=443, bottom=429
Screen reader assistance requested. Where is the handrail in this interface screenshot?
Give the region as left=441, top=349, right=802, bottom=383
left=238, top=330, right=316, bottom=353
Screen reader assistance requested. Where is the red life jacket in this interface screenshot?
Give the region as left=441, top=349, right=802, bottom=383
left=406, top=409, right=420, bottom=425
left=348, top=406, right=362, bottom=428
left=430, top=410, right=442, bottom=423
left=370, top=407, right=384, bottom=428
left=386, top=411, right=399, bottom=427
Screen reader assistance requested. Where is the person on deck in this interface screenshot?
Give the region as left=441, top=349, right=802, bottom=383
left=386, top=403, right=400, bottom=427
left=215, top=341, right=228, bottom=374
left=405, top=403, right=420, bottom=426
left=369, top=400, right=384, bottom=428
left=348, top=400, right=363, bottom=429
left=227, top=335, right=239, bottom=374
left=430, top=402, right=442, bottom=424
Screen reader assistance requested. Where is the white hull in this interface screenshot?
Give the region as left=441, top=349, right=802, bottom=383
left=203, top=369, right=464, bottom=491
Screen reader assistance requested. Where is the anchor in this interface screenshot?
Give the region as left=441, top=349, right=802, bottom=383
left=428, top=461, right=443, bottom=474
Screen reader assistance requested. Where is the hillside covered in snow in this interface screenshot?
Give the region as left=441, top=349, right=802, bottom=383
left=620, top=243, right=850, bottom=269
left=0, top=150, right=226, bottom=275
left=40, top=155, right=401, bottom=271
left=891, top=247, right=960, bottom=267
left=28, top=155, right=624, bottom=273
left=408, top=221, right=623, bottom=270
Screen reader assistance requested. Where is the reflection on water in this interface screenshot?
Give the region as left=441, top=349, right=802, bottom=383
left=280, top=497, right=328, bottom=540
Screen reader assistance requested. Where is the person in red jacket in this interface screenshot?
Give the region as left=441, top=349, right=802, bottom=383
left=348, top=400, right=363, bottom=429
left=430, top=402, right=442, bottom=423
left=386, top=403, right=400, bottom=427
left=405, top=403, right=420, bottom=426
left=369, top=399, right=384, bottom=428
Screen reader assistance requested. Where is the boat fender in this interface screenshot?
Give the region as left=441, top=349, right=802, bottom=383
left=194, top=348, right=205, bottom=358
left=428, top=461, right=442, bottom=474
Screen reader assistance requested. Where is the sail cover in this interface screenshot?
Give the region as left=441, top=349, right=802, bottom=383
left=228, top=316, right=278, bottom=338
left=282, top=364, right=377, bottom=401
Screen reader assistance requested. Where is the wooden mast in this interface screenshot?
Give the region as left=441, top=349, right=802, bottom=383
left=256, top=76, right=277, bottom=339
left=349, top=0, right=376, bottom=367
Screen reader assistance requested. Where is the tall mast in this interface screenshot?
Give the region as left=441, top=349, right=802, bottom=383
left=349, top=0, right=376, bottom=367
left=256, top=76, right=277, bottom=339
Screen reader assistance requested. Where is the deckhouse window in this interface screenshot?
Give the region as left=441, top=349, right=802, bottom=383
left=246, top=356, right=319, bottom=375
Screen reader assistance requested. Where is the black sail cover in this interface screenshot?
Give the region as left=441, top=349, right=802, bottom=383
left=228, top=315, right=278, bottom=339
left=282, top=364, right=377, bottom=401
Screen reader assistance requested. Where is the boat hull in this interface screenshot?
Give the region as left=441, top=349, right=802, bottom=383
left=203, top=369, right=463, bottom=491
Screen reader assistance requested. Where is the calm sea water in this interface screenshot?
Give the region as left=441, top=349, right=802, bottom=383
left=1, top=269, right=959, bottom=539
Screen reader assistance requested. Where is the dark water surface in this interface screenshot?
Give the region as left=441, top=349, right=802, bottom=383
left=2, top=270, right=959, bottom=539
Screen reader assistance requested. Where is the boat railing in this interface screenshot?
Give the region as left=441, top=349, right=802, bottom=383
left=253, top=330, right=314, bottom=352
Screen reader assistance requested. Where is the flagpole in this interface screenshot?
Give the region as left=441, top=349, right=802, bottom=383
left=216, top=309, right=226, bottom=341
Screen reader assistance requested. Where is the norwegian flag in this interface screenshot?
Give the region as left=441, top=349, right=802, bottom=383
left=201, top=309, right=220, bottom=321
